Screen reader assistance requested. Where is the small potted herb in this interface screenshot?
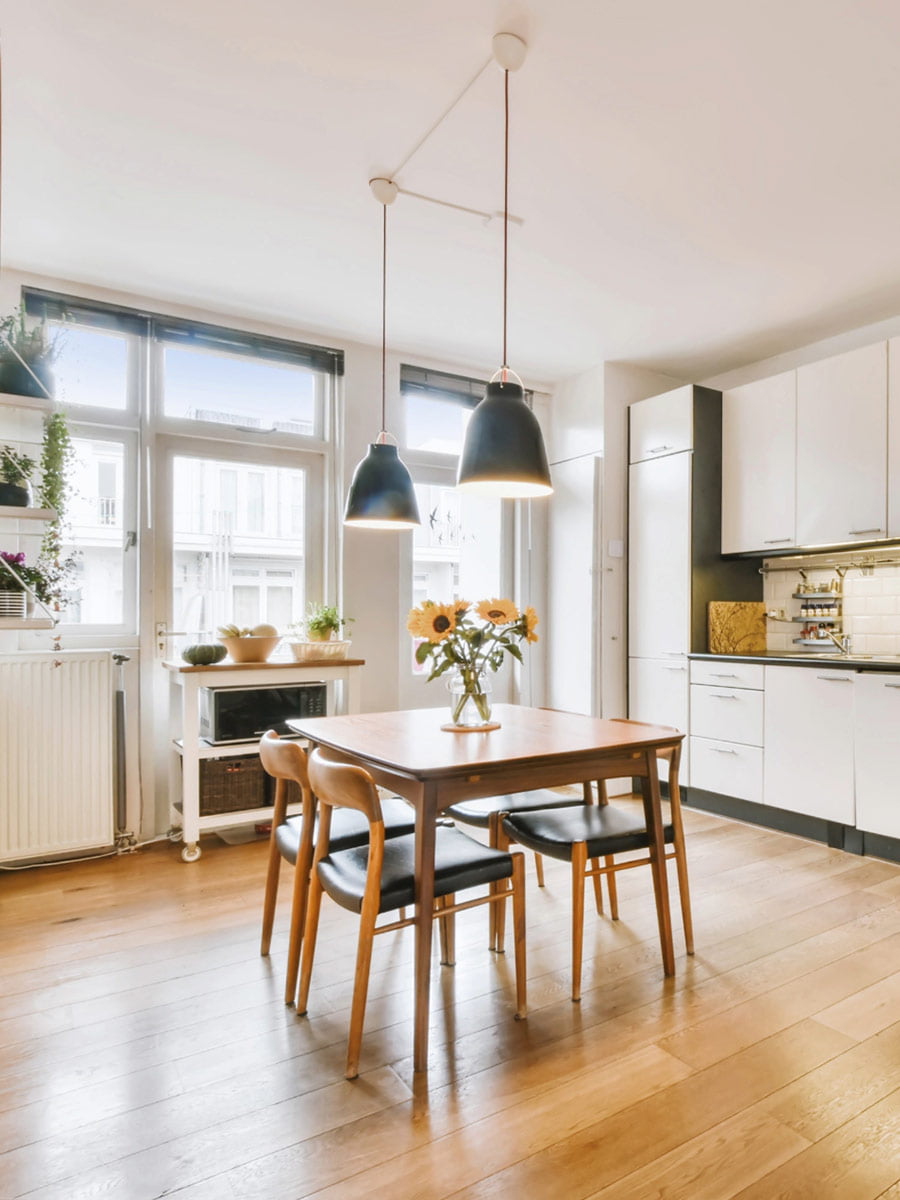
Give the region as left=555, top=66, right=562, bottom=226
left=303, top=603, right=352, bottom=642
left=0, top=445, right=36, bottom=507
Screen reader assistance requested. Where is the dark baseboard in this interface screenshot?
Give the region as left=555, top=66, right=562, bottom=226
left=683, top=787, right=900, bottom=865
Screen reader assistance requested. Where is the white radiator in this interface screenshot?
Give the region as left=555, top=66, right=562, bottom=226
left=0, top=652, right=115, bottom=862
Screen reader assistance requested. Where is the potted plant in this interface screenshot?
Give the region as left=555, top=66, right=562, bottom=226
left=0, top=305, right=64, bottom=399
left=35, top=410, right=78, bottom=613
left=303, top=602, right=352, bottom=642
left=0, top=445, right=36, bottom=507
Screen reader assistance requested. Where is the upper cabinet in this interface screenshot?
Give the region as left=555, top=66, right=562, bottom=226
left=721, top=371, right=797, bottom=555
left=889, top=338, right=900, bottom=538
left=796, top=342, right=887, bottom=547
left=629, top=385, right=694, bottom=463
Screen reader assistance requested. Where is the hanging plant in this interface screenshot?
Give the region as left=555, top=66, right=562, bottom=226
left=36, top=410, right=79, bottom=610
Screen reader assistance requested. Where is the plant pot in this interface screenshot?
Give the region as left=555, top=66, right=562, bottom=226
left=0, top=481, right=31, bottom=507
left=0, top=360, right=54, bottom=400
left=306, top=630, right=336, bottom=643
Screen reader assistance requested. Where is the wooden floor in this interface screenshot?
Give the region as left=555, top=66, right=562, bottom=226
left=3, top=801, right=900, bottom=1199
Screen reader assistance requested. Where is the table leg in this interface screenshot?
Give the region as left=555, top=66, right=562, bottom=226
left=413, top=781, right=438, bottom=1072
left=640, top=749, right=675, bottom=976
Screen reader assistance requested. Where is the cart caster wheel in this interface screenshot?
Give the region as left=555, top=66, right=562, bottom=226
left=181, top=843, right=201, bottom=863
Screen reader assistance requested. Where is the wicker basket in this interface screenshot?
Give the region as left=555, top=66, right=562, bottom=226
left=199, top=755, right=270, bottom=815
left=288, top=639, right=351, bottom=662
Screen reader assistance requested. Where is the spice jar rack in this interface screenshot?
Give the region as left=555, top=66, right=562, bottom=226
left=790, top=584, right=843, bottom=647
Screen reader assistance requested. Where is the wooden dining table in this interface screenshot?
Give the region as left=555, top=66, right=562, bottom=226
left=288, top=704, right=685, bottom=1073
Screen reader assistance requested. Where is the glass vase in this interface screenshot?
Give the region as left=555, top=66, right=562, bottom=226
left=446, top=669, right=494, bottom=729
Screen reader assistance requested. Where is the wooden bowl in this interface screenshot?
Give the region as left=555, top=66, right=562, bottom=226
left=220, top=635, right=280, bottom=664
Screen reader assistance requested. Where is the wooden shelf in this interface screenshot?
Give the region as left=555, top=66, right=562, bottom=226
left=0, top=506, right=56, bottom=522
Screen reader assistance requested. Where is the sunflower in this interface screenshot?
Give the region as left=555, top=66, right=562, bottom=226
left=476, top=598, right=519, bottom=625
left=523, top=606, right=540, bottom=643
left=406, top=602, right=459, bottom=642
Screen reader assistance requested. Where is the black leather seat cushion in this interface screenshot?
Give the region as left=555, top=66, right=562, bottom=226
left=275, top=796, right=416, bottom=864
left=503, top=804, right=674, bottom=863
left=444, top=788, right=585, bottom=829
left=317, top=826, right=514, bottom=915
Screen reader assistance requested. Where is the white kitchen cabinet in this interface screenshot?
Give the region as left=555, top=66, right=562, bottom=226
left=628, top=656, right=690, bottom=783
left=690, top=738, right=763, bottom=805
left=629, top=385, right=694, bottom=463
left=721, top=371, right=797, bottom=554
left=796, top=343, right=887, bottom=547
left=854, top=671, right=900, bottom=838
left=763, top=665, right=855, bottom=824
left=628, top=452, right=691, bottom=659
left=888, top=337, right=900, bottom=538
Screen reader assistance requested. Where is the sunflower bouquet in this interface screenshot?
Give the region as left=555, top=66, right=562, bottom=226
left=407, top=597, right=539, bottom=724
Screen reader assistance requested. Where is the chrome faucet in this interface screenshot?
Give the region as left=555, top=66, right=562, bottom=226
left=821, top=628, right=852, bottom=655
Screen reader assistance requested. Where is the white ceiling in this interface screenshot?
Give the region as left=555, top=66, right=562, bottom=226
left=3, top=0, right=900, bottom=385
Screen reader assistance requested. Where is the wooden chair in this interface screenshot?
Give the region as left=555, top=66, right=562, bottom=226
left=300, top=748, right=527, bottom=1079
left=258, top=731, right=416, bottom=1005
left=500, top=738, right=692, bottom=1002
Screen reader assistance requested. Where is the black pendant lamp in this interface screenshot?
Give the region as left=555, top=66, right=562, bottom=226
left=457, top=33, right=552, bottom=499
left=344, top=178, right=421, bottom=529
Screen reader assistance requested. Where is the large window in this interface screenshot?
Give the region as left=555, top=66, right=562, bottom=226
left=20, top=289, right=341, bottom=642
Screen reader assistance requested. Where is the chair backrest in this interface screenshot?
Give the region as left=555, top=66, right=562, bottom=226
left=307, top=748, right=384, bottom=825
left=258, top=730, right=311, bottom=826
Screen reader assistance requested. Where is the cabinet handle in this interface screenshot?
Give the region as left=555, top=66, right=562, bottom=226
left=648, top=444, right=673, bottom=454
left=709, top=672, right=739, bottom=678
left=848, top=528, right=884, bottom=536
left=885, top=683, right=900, bottom=689
left=665, top=651, right=686, bottom=657
left=663, top=665, right=687, bottom=672
left=710, top=692, right=738, bottom=699
left=816, top=675, right=852, bottom=682
left=763, top=538, right=792, bottom=544
left=710, top=746, right=738, bottom=754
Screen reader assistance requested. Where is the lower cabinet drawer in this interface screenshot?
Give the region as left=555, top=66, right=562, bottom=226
left=690, top=683, right=763, bottom=745
left=689, top=736, right=763, bottom=805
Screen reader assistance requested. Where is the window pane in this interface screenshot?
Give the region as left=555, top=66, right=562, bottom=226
left=64, top=438, right=127, bottom=624
left=163, top=345, right=317, bottom=433
left=53, top=325, right=129, bottom=411
left=405, top=393, right=474, bottom=456
left=172, top=455, right=306, bottom=641
left=410, top=483, right=502, bottom=673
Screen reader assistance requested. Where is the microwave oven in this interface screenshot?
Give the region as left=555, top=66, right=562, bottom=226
left=199, top=682, right=327, bottom=744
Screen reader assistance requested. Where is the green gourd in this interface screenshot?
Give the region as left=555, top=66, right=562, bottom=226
left=181, top=643, right=227, bottom=666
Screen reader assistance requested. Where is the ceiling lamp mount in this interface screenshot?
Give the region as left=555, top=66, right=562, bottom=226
left=343, top=178, right=421, bottom=530
left=457, top=33, right=552, bottom=499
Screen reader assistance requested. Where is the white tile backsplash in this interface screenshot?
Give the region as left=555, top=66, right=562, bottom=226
left=762, top=547, right=900, bottom=655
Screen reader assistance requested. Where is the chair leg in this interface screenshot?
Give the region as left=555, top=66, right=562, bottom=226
left=534, top=852, right=546, bottom=887
left=571, top=841, right=587, bottom=1002
left=489, top=812, right=510, bottom=953
left=511, top=854, right=527, bottom=1019
left=283, top=853, right=308, bottom=1005
left=590, top=858, right=604, bottom=914
left=296, top=870, right=325, bottom=1016
left=438, top=894, right=456, bottom=966
left=260, top=833, right=282, bottom=956
left=345, top=894, right=380, bottom=1081
left=605, top=856, right=619, bottom=920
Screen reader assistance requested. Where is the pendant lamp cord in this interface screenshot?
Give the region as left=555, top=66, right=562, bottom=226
left=501, top=66, right=509, bottom=381
left=380, top=201, right=388, bottom=436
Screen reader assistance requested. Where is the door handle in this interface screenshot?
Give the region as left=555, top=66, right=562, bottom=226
left=763, top=538, right=792, bottom=544
left=710, top=747, right=738, bottom=754
left=647, top=444, right=673, bottom=454
left=816, top=675, right=852, bottom=682
left=848, top=528, right=884, bottom=536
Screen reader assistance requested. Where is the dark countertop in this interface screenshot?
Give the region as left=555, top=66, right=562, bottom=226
left=690, top=651, right=900, bottom=671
